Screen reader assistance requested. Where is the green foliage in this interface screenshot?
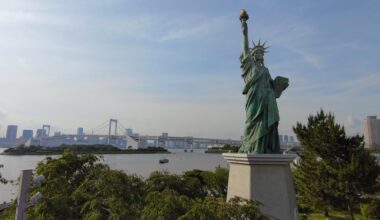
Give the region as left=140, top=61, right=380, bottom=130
left=0, top=201, right=15, bottom=220
left=145, top=166, right=228, bottom=199
left=141, top=189, right=192, bottom=220
left=0, top=164, right=7, bottom=184
left=178, top=197, right=227, bottom=220
left=179, top=197, right=268, bottom=220
left=24, top=149, right=145, bottom=219
left=73, top=169, right=145, bottom=219
left=220, top=144, right=239, bottom=152
left=293, top=110, right=380, bottom=218
left=0, top=150, right=267, bottom=219
left=200, top=166, right=229, bottom=197
left=205, top=144, right=239, bottom=153
left=360, top=197, right=380, bottom=220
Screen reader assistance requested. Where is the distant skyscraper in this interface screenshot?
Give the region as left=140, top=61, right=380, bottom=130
left=279, top=135, right=283, bottom=143
left=77, top=127, right=84, bottom=135
left=125, top=128, right=133, bottom=136
left=6, top=125, right=18, bottom=142
left=283, top=135, right=289, bottom=143
left=161, top=133, right=168, bottom=138
left=364, top=116, right=380, bottom=148
left=289, top=136, right=294, bottom=143
left=54, top=132, right=61, bottom=136
left=22, top=130, right=33, bottom=139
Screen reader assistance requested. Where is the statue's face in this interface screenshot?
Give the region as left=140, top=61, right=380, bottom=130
left=253, top=50, right=264, bottom=63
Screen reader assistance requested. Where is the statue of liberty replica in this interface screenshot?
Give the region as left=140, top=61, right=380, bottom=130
left=223, top=10, right=297, bottom=220
left=239, top=9, right=289, bottom=154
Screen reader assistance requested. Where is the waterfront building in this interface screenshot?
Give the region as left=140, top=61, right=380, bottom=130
left=289, top=136, right=294, bottom=143
left=77, top=127, right=84, bottom=135
left=161, top=133, right=168, bottom=138
left=364, top=116, right=380, bottom=149
left=6, top=125, right=18, bottom=142
left=126, top=135, right=139, bottom=149
left=77, top=127, right=84, bottom=142
left=283, top=135, right=289, bottom=143
left=125, top=128, right=133, bottom=136
left=53, top=132, right=61, bottom=136
left=22, top=130, right=33, bottom=139
left=279, top=135, right=283, bottom=143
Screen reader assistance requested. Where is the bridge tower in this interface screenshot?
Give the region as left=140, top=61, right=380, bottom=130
left=42, top=124, right=50, bottom=137
left=108, top=119, right=118, bottom=144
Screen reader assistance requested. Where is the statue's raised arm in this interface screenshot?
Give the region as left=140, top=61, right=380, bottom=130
left=240, top=9, right=250, bottom=58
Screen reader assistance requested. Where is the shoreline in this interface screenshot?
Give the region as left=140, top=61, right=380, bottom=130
left=0, top=151, right=170, bottom=155
left=0, top=145, right=169, bottom=155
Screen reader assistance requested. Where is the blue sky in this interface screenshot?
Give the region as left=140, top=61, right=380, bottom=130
left=0, top=0, right=379, bottom=139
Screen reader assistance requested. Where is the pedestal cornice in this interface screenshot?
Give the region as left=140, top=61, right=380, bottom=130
left=223, top=153, right=296, bottom=165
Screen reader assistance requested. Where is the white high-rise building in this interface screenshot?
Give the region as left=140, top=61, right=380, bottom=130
left=364, top=116, right=380, bottom=149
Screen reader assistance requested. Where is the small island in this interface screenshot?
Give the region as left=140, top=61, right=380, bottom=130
left=1, top=145, right=169, bottom=155
left=205, top=144, right=239, bottom=154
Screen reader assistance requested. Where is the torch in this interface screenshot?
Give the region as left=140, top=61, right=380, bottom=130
left=239, top=9, right=249, bottom=22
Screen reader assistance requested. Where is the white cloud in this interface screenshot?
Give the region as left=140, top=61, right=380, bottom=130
left=287, top=47, right=321, bottom=68
left=158, top=17, right=225, bottom=42
left=340, top=73, right=380, bottom=92
left=97, top=15, right=228, bottom=42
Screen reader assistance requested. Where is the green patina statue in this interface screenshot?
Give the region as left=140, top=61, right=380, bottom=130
left=239, top=9, right=289, bottom=154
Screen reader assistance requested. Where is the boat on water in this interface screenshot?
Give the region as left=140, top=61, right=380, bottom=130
left=159, top=158, right=169, bottom=164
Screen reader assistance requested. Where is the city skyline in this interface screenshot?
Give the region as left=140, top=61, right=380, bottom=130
left=0, top=120, right=299, bottom=150
left=1, top=1, right=379, bottom=139
left=0, top=120, right=298, bottom=141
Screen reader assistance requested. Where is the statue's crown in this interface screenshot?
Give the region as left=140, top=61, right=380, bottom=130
left=251, top=40, right=269, bottom=53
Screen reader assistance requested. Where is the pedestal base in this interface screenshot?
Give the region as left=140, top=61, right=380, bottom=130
left=223, top=153, right=297, bottom=220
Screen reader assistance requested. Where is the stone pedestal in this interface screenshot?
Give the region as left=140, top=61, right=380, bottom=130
left=223, top=153, right=297, bottom=220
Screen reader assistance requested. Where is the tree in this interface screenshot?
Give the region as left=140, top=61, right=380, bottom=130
left=0, top=150, right=266, bottom=220
left=145, top=166, right=229, bottom=199
left=178, top=197, right=227, bottom=220
left=25, top=149, right=146, bottom=220
left=293, top=110, right=379, bottom=219
left=360, top=196, right=380, bottom=220
left=202, top=166, right=229, bottom=197
left=145, top=171, right=194, bottom=197
left=0, top=164, right=7, bottom=184
left=72, top=169, right=145, bottom=219
left=141, top=189, right=192, bottom=220
left=182, top=166, right=229, bottom=198
left=179, top=196, right=268, bottom=220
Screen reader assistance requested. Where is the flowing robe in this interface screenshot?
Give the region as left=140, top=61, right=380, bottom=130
left=239, top=53, right=281, bottom=153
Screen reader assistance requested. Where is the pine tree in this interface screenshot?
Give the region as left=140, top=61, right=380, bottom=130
left=293, top=110, right=379, bottom=219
